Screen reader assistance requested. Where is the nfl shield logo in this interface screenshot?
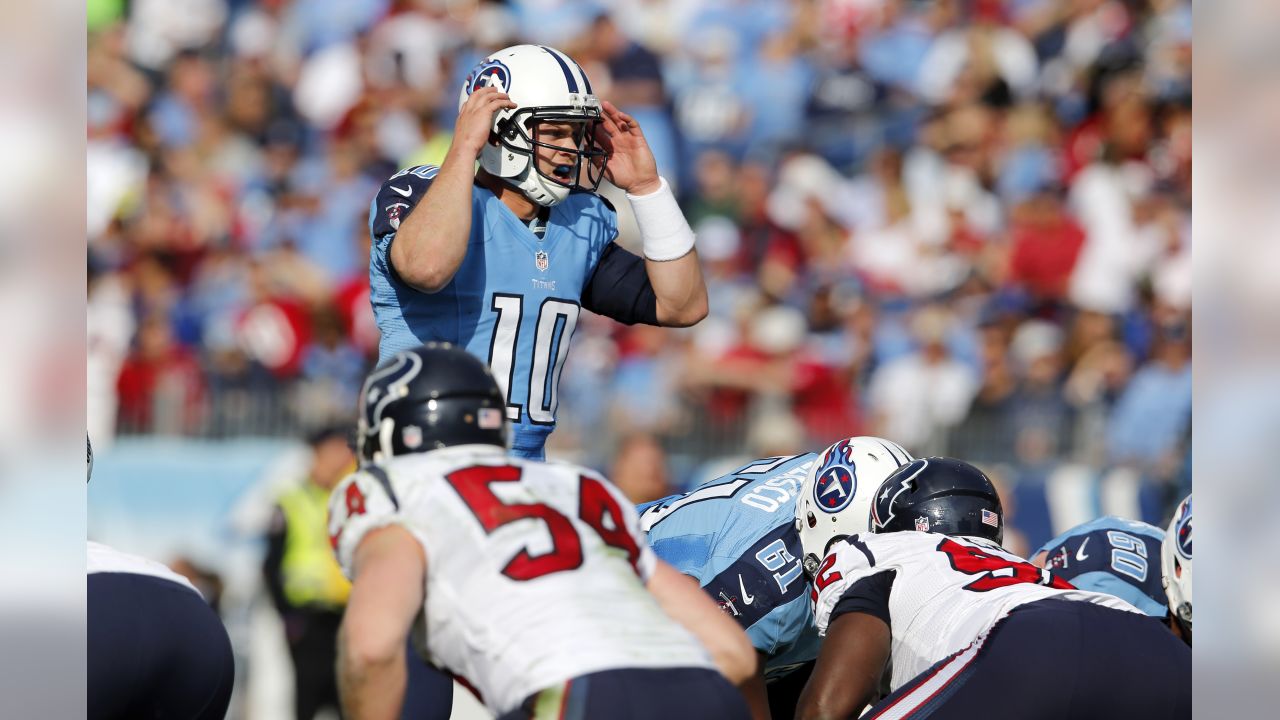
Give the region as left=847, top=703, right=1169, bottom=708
left=915, top=516, right=930, bottom=532
left=386, top=202, right=408, bottom=230
left=535, top=249, right=549, bottom=272
left=401, top=425, right=422, bottom=449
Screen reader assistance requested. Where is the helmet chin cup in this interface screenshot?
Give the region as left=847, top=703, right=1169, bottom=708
left=504, top=164, right=571, bottom=207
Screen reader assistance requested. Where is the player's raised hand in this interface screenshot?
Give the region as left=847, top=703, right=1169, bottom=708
left=454, top=86, right=517, bottom=158
left=594, top=100, right=661, bottom=195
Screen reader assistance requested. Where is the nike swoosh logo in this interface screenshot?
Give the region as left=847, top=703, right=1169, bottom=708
left=738, top=575, right=755, bottom=605
left=390, top=185, right=412, bottom=197
left=1075, top=537, right=1090, bottom=562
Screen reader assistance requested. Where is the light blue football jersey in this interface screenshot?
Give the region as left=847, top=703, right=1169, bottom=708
left=369, top=166, right=617, bottom=459
left=637, top=453, right=822, bottom=679
left=1036, top=516, right=1168, bottom=618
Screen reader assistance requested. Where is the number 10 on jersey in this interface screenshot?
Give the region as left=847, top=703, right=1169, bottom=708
left=489, top=294, right=581, bottom=424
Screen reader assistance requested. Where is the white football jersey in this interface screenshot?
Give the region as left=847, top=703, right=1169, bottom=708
left=811, top=532, right=1140, bottom=691
left=328, top=445, right=713, bottom=716
left=87, top=541, right=201, bottom=596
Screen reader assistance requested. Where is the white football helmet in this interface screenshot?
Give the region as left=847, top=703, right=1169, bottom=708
left=458, top=44, right=608, bottom=207
left=796, top=436, right=914, bottom=576
left=1161, top=493, right=1192, bottom=636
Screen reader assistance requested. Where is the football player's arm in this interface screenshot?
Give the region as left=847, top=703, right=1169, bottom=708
left=740, top=655, right=774, bottom=720
left=580, top=242, right=709, bottom=328
left=645, top=250, right=709, bottom=327
left=646, top=559, right=758, bottom=686
left=796, top=570, right=895, bottom=720
left=595, top=101, right=708, bottom=327
left=337, top=525, right=426, bottom=720
left=389, top=86, right=515, bottom=292
left=795, top=612, right=890, bottom=720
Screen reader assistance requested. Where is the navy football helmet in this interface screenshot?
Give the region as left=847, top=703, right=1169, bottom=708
left=357, top=343, right=509, bottom=464
left=869, top=457, right=1004, bottom=545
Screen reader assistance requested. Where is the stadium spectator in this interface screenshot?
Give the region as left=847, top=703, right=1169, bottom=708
left=116, top=312, right=204, bottom=435
left=262, top=424, right=356, bottom=720
left=609, top=432, right=675, bottom=505
left=1106, top=315, right=1192, bottom=473
left=867, top=306, right=979, bottom=452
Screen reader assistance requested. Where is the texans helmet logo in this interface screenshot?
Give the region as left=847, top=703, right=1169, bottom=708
left=361, top=351, right=424, bottom=433
left=872, top=459, right=928, bottom=530
left=467, top=59, right=511, bottom=95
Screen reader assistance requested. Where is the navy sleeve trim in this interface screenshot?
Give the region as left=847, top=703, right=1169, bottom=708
left=830, top=570, right=895, bottom=631
left=581, top=243, right=659, bottom=325
left=371, top=165, right=439, bottom=242
left=699, top=522, right=807, bottom=631
left=362, top=465, right=399, bottom=510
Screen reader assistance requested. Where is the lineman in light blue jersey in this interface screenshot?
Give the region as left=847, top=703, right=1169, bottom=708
left=1031, top=516, right=1168, bottom=618
left=637, top=436, right=912, bottom=717
left=370, top=44, right=708, bottom=460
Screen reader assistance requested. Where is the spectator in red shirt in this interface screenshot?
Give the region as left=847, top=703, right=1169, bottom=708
left=1007, top=186, right=1086, bottom=307
left=688, top=304, right=860, bottom=446
left=116, top=314, right=204, bottom=433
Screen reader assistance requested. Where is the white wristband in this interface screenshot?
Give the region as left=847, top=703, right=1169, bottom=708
left=626, top=176, right=696, bottom=261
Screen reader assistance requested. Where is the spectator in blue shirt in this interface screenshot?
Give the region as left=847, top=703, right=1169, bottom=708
left=1107, top=317, right=1192, bottom=469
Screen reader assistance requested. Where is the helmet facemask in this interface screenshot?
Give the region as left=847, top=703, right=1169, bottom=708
left=490, top=103, right=609, bottom=206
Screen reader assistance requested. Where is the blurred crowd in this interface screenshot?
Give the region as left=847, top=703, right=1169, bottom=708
left=87, top=0, right=1192, bottom=538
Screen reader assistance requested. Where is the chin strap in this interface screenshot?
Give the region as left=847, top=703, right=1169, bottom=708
left=506, top=167, right=568, bottom=207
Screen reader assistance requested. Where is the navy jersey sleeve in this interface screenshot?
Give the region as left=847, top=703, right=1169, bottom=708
left=369, top=165, right=440, bottom=274
left=581, top=243, right=659, bottom=326
left=829, top=569, right=895, bottom=631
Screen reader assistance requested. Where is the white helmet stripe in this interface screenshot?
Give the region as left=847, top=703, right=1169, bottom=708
left=875, top=439, right=912, bottom=466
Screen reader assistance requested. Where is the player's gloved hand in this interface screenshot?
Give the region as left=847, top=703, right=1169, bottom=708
left=454, top=86, right=517, bottom=159
left=594, top=100, right=661, bottom=195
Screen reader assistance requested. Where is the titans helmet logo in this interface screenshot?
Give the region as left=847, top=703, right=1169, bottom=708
left=467, top=59, right=511, bottom=95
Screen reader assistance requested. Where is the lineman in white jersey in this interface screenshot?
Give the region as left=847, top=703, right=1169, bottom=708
left=328, top=343, right=754, bottom=719
left=797, top=457, right=1191, bottom=720
left=87, top=437, right=234, bottom=720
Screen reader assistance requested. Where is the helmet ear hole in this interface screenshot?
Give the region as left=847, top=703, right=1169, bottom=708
left=806, top=512, right=816, bottom=529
